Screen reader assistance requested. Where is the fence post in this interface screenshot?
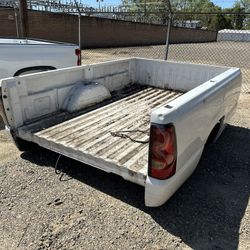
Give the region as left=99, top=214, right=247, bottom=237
left=13, top=5, right=20, bottom=38
left=74, top=0, right=82, bottom=64
left=164, top=13, right=172, bottom=60
left=78, top=12, right=81, bottom=50
left=164, top=0, right=172, bottom=60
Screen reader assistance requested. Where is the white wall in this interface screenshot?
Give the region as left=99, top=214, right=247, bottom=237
left=217, top=29, right=250, bottom=42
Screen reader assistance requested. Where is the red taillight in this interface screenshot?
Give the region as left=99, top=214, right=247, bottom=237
left=75, top=48, right=81, bottom=66
left=148, top=124, right=177, bottom=180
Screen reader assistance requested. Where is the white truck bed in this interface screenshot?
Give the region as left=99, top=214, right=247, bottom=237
left=0, top=58, right=241, bottom=206
left=18, top=86, right=182, bottom=186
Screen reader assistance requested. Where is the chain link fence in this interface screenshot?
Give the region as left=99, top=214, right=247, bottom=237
left=2, top=1, right=248, bottom=92
left=83, top=13, right=250, bottom=93
left=168, top=13, right=250, bottom=93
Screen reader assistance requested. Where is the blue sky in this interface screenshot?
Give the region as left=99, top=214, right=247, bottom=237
left=83, top=0, right=121, bottom=7
left=212, top=0, right=236, bottom=8
left=83, top=0, right=236, bottom=8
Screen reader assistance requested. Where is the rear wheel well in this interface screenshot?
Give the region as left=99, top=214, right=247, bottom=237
left=206, top=117, right=225, bottom=146
left=14, top=66, right=56, bottom=76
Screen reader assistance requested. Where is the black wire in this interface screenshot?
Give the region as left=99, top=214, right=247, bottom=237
left=110, top=129, right=149, bottom=144
left=55, top=154, right=62, bottom=174
left=54, top=154, right=73, bottom=181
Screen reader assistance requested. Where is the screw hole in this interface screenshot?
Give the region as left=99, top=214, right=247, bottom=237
left=165, top=105, right=173, bottom=109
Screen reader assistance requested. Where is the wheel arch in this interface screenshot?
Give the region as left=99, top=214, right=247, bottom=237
left=205, top=116, right=225, bottom=146
left=14, top=66, right=56, bottom=76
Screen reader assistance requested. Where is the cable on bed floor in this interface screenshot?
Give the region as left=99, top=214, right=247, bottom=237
left=110, top=129, right=149, bottom=144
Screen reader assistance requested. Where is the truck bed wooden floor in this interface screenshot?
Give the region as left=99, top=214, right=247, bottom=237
left=18, top=87, right=183, bottom=186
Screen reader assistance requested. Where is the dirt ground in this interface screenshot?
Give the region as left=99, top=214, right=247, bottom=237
left=0, top=43, right=250, bottom=250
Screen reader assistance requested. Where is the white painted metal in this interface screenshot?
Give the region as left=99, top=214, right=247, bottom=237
left=146, top=67, right=241, bottom=206
left=62, top=82, right=111, bottom=112
left=0, top=58, right=242, bottom=207
left=0, top=38, right=79, bottom=79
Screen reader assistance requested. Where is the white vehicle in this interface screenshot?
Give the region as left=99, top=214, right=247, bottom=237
left=0, top=58, right=242, bottom=207
left=0, top=37, right=81, bottom=79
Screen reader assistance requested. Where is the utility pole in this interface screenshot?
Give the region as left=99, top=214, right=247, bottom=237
left=19, top=0, right=29, bottom=37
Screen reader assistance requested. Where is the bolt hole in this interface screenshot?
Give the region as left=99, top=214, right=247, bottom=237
left=165, top=105, right=173, bottom=109
left=3, top=95, right=7, bottom=99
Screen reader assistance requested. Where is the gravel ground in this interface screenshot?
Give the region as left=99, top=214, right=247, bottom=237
left=0, top=95, right=249, bottom=250
left=0, top=95, right=250, bottom=249
left=0, top=43, right=249, bottom=249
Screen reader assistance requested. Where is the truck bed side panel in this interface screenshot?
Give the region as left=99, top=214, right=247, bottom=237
left=145, top=68, right=241, bottom=206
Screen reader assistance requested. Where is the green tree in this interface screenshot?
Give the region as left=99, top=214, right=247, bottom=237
left=239, top=0, right=250, bottom=29
left=121, top=0, right=171, bottom=24
left=121, top=0, right=249, bottom=30
left=232, top=1, right=246, bottom=29
left=240, top=0, right=250, bottom=11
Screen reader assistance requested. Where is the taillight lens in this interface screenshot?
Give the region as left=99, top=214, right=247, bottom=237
left=148, top=124, right=177, bottom=180
left=75, top=48, right=81, bottom=66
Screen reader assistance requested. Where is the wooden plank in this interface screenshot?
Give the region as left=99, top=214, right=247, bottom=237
left=19, top=86, right=183, bottom=185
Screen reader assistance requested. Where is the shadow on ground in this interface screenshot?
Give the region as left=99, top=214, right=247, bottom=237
left=0, top=117, right=5, bottom=130
left=21, top=124, right=250, bottom=250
